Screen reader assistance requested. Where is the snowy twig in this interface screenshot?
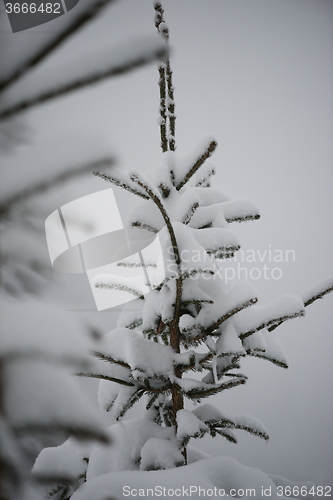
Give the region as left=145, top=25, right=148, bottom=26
left=154, top=3, right=168, bottom=152
left=94, top=281, right=145, bottom=299
left=94, top=170, right=150, bottom=200
left=154, top=2, right=176, bottom=153
left=0, top=157, right=115, bottom=219
left=268, top=277, right=333, bottom=332
left=183, top=202, right=199, bottom=225
left=302, top=277, right=333, bottom=307
left=225, top=214, right=260, bottom=223
left=0, top=0, right=117, bottom=93
left=130, top=173, right=180, bottom=266
left=241, top=310, right=305, bottom=339
left=157, top=64, right=168, bottom=153
left=176, top=140, right=217, bottom=191
left=182, top=377, right=246, bottom=400
left=205, top=298, right=258, bottom=336
left=131, top=221, right=159, bottom=234
left=247, top=350, right=288, bottom=369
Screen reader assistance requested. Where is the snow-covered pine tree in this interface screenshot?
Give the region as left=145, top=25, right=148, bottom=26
left=70, top=2, right=333, bottom=470
left=34, top=5, right=333, bottom=490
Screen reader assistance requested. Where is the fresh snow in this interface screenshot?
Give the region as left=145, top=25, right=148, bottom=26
left=70, top=455, right=311, bottom=500
left=176, top=409, right=208, bottom=442
left=140, top=437, right=184, bottom=470
left=98, top=328, right=174, bottom=379
left=234, top=294, right=305, bottom=337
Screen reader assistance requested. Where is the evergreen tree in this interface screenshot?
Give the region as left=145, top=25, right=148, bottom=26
left=70, top=2, right=333, bottom=470
left=31, top=3, right=333, bottom=498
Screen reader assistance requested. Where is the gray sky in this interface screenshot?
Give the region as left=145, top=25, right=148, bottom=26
left=1, top=0, right=333, bottom=487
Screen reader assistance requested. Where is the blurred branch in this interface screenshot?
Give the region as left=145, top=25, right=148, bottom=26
left=0, top=0, right=117, bottom=92
left=0, top=157, right=115, bottom=219
left=0, top=40, right=168, bottom=121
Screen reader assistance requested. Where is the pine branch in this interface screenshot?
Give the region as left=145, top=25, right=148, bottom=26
left=214, top=428, right=238, bottom=443
left=176, top=140, right=217, bottom=191
left=117, top=260, right=157, bottom=268
left=0, top=40, right=168, bottom=121
left=115, top=388, right=146, bottom=420
left=0, top=0, right=117, bottom=92
left=93, top=170, right=149, bottom=199
left=75, top=371, right=134, bottom=387
left=166, top=59, right=176, bottom=152
left=247, top=350, right=288, bottom=369
left=92, top=351, right=131, bottom=369
left=190, top=298, right=258, bottom=341
left=267, top=279, right=333, bottom=333
left=0, top=157, right=114, bottom=219
left=154, top=2, right=176, bottom=152
left=207, top=418, right=269, bottom=441
left=183, top=202, right=199, bottom=225
left=183, top=377, right=246, bottom=400
left=131, top=221, right=159, bottom=234
left=194, top=165, right=216, bottom=188
left=226, top=214, right=260, bottom=223
left=94, top=281, right=145, bottom=299
left=241, top=310, right=305, bottom=339
left=154, top=3, right=168, bottom=153
left=157, top=64, right=168, bottom=153
left=130, top=173, right=180, bottom=266
left=302, top=277, right=333, bottom=307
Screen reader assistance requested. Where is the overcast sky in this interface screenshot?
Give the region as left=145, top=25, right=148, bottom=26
left=1, top=0, right=333, bottom=487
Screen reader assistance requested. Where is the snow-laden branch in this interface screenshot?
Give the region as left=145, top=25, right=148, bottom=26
left=178, top=376, right=246, bottom=400
left=302, top=276, right=333, bottom=307
left=192, top=404, right=269, bottom=441
left=236, top=295, right=305, bottom=339
left=130, top=173, right=181, bottom=268
left=94, top=280, right=145, bottom=300
left=267, top=277, right=333, bottom=333
left=176, top=140, right=217, bottom=191
left=0, top=37, right=168, bottom=120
